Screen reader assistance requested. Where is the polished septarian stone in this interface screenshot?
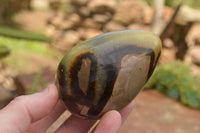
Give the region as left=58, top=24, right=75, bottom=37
left=57, top=30, right=162, bottom=119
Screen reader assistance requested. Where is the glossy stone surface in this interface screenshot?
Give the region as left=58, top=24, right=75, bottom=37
left=57, top=30, right=162, bottom=119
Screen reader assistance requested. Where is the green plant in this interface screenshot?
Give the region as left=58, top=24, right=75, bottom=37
left=60, top=1, right=70, bottom=12
left=26, top=71, right=48, bottom=95
left=0, top=35, right=60, bottom=72
left=0, top=0, right=7, bottom=2
left=143, top=0, right=200, bottom=8
left=26, top=72, right=42, bottom=95
left=146, top=60, right=200, bottom=109
left=0, top=36, right=54, bottom=58
left=0, top=45, right=10, bottom=59
left=0, top=26, right=52, bottom=42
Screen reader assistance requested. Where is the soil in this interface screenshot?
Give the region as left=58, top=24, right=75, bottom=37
left=120, top=90, right=200, bottom=133
left=47, top=90, right=200, bottom=133
left=13, top=10, right=50, bottom=33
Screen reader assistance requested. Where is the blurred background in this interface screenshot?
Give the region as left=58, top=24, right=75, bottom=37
left=0, top=0, right=200, bottom=132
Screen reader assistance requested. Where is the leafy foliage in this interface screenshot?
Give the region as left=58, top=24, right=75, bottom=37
left=143, top=0, right=200, bottom=8
left=0, top=36, right=51, bottom=57
left=0, top=45, right=10, bottom=59
left=26, top=71, right=48, bottom=95
left=0, top=26, right=52, bottom=42
left=146, top=61, right=200, bottom=109
left=26, top=72, right=42, bottom=95
left=0, top=35, right=59, bottom=72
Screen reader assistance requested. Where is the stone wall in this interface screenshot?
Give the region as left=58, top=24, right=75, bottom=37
left=46, top=0, right=150, bottom=52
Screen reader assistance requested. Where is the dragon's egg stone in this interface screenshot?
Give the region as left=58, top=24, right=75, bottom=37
left=57, top=30, right=162, bottom=119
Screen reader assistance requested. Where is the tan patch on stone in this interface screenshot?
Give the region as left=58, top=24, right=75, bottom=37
left=78, top=58, right=91, bottom=94
left=101, top=54, right=150, bottom=113
left=80, top=106, right=90, bottom=115
left=76, top=103, right=90, bottom=115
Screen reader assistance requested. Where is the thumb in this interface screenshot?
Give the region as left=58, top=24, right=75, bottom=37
left=0, top=84, right=59, bottom=133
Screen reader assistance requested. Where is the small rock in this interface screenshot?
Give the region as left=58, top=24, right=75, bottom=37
left=51, top=11, right=65, bottom=26
left=88, top=0, right=117, bottom=13
left=177, top=6, right=200, bottom=24
left=49, top=0, right=62, bottom=10
left=63, top=30, right=80, bottom=46
left=56, top=30, right=80, bottom=52
left=93, top=13, right=111, bottom=24
left=66, top=13, right=81, bottom=24
left=60, top=21, right=74, bottom=30
left=14, top=68, right=55, bottom=95
left=104, top=21, right=125, bottom=32
left=46, top=25, right=62, bottom=41
left=189, top=46, right=200, bottom=65
left=0, top=86, right=13, bottom=109
left=187, top=23, right=200, bottom=47
left=191, top=64, right=200, bottom=76
left=163, top=38, right=174, bottom=48
left=31, top=0, right=50, bottom=9
left=159, top=48, right=176, bottom=63
left=0, top=64, right=16, bottom=91
left=82, top=28, right=103, bottom=40
left=67, top=5, right=79, bottom=14
left=71, top=0, right=90, bottom=6
left=195, top=37, right=200, bottom=46
left=82, top=18, right=102, bottom=29
left=77, top=28, right=87, bottom=39
left=14, top=10, right=50, bottom=32
left=144, top=6, right=173, bottom=25
left=164, top=6, right=173, bottom=22
left=46, top=25, right=57, bottom=37
left=127, top=24, right=151, bottom=31
left=127, top=24, right=141, bottom=30
left=113, top=0, right=147, bottom=25
left=144, top=6, right=153, bottom=24
left=61, top=13, right=81, bottom=29
left=78, top=7, right=91, bottom=17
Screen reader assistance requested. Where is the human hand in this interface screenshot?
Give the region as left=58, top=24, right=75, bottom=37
left=0, top=84, right=134, bottom=133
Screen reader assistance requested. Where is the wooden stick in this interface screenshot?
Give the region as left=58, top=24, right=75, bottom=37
left=45, top=110, right=100, bottom=133
left=160, top=1, right=183, bottom=41
left=45, top=110, right=72, bottom=133
left=88, top=120, right=100, bottom=133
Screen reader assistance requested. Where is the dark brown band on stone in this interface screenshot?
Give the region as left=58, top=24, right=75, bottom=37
left=145, top=49, right=155, bottom=79
left=88, top=45, right=155, bottom=116
left=57, top=63, right=79, bottom=113
left=70, top=53, right=97, bottom=101
left=57, top=53, right=97, bottom=115
left=57, top=45, right=156, bottom=119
